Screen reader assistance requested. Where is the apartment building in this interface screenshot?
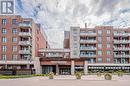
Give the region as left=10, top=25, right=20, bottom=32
left=39, top=25, right=130, bottom=75
left=0, top=15, right=47, bottom=74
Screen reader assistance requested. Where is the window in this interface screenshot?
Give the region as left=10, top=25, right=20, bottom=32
left=2, top=45, right=7, bottom=52
left=2, top=19, right=7, bottom=25
left=12, top=37, right=17, bottom=43
left=12, top=55, right=17, bottom=61
left=1, top=54, right=6, bottom=61
left=106, top=51, right=111, bottom=55
left=12, top=28, right=17, bottom=34
left=98, top=37, right=102, bottom=42
left=98, top=51, right=102, bottom=55
left=107, top=37, right=110, bottom=41
left=12, top=46, right=17, bottom=52
left=98, top=44, right=102, bottom=49
left=106, top=58, right=111, bottom=63
left=98, top=58, right=102, bottom=63
left=2, top=37, right=7, bottom=43
left=73, top=50, right=77, bottom=56
left=98, top=30, right=102, bottom=34
left=2, top=28, right=7, bottom=34
left=107, top=44, right=110, bottom=48
left=107, top=30, right=110, bottom=34
left=12, top=19, right=17, bottom=24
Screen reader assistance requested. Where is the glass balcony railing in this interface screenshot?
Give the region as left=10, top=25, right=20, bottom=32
left=19, top=41, right=32, bottom=45
left=19, top=22, right=31, bottom=27
left=19, top=32, right=31, bottom=36
left=114, top=54, right=130, bottom=58
left=19, top=50, right=31, bottom=54
left=80, top=32, right=96, bottom=36
left=80, top=40, right=96, bottom=43
left=46, top=54, right=63, bottom=57
left=80, top=54, right=96, bottom=57
left=80, top=47, right=96, bottom=50
left=114, top=47, right=130, bottom=51
left=114, top=40, right=130, bottom=43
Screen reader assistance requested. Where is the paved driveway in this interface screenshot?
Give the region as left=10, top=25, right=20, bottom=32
left=0, top=75, right=130, bottom=86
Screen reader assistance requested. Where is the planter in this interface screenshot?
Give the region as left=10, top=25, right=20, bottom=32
left=104, top=73, right=112, bottom=80
left=48, top=72, right=54, bottom=79
left=75, top=72, right=82, bottom=79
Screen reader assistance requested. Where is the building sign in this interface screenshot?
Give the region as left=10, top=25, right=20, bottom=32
left=51, top=61, right=67, bottom=64
left=0, top=0, right=15, bottom=14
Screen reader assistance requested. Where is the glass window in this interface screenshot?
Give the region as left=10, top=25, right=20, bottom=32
left=12, top=19, right=17, bottom=24
left=98, top=51, right=102, bottom=55
left=2, top=37, right=7, bottom=43
left=12, top=55, right=17, bottom=61
left=98, top=37, right=102, bottom=42
left=1, top=54, right=6, bottom=61
left=12, top=28, right=17, bottom=34
left=106, top=58, right=111, bottom=62
left=98, top=58, right=102, bottom=63
left=107, top=51, right=111, bottom=55
left=107, top=37, right=110, bottom=41
left=12, top=46, right=17, bottom=52
left=12, top=37, right=17, bottom=43
left=107, top=30, right=110, bottom=34
left=107, top=44, right=110, bottom=48
left=98, top=44, right=102, bottom=49
left=2, top=28, right=7, bottom=34
left=2, top=19, right=7, bottom=25
left=2, top=45, right=7, bottom=52
left=98, top=30, right=102, bottom=34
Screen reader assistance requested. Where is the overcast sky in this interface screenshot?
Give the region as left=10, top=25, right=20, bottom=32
left=15, top=0, right=130, bottom=48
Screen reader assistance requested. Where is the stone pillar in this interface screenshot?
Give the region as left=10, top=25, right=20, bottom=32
left=56, top=64, right=59, bottom=75
left=84, top=60, right=88, bottom=75
left=71, top=60, right=75, bottom=75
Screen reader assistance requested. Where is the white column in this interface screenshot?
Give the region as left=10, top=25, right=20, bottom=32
left=84, top=60, right=88, bottom=75
left=56, top=64, right=59, bottom=75
left=71, top=60, right=75, bottom=75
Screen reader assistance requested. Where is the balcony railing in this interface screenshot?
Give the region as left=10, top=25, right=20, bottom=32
left=114, top=33, right=130, bottom=36
left=80, top=54, right=96, bottom=57
left=46, top=54, right=63, bottom=57
left=114, top=54, right=130, bottom=58
left=19, top=41, right=32, bottom=45
left=114, top=47, right=130, bottom=51
left=19, top=22, right=31, bottom=28
left=114, top=40, right=130, bottom=43
left=19, top=32, right=31, bottom=36
left=80, top=47, right=96, bottom=50
left=19, top=50, right=31, bottom=54
left=80, top=40, right=96, bottom=43
left=80, top=32, right=96, bottom=36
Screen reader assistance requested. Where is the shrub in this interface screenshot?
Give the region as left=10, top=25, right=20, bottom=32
left=48, top=72, right=54, bottom=79
left=117, top=70, right=123, bottom=77
left=104, top=73, right=112, bottom=80
left=75, top=72, right=82, bottom=79
left=97, top=72, right=102, bottom=77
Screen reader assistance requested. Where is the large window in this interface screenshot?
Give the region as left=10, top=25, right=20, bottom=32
left=107, top=37, right=110, bottom=41
left=98, top=30, right=102, bottom=35
left=107, top=44, right=110, bottom=48
left=12, top=19, right=17, bottom=25
left=2, top=37, right=7, bottom=43
left=12, top=28, right=17, bottom=34
left=1, top=54, right=6, bottom=61
left=106, top=50, right=111, bottom=55
left=98, top=58, right=102, bottom=63
left=12, top=46, right=17, bottom=52
left=98, top=37, right=102, bottom=42
left=2, top=28, right=7, bottom=34
left=2, top=19, right=7, bottom=25
left=2, top=45, right=7, bottom=52
left=98, top=44, right=102, bottom=49
left=106, top=58, right=111, bottom=63
left=98, top=51, right=102, bottom=56
left=12, top=55, right=17, bottom=61
left=107, top=30, right=110, bottom=34
left=12, top=37, right=17, bottom=43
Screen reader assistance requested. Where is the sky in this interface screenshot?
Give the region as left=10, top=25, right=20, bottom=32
left=15, top=0, right=130, bottom=48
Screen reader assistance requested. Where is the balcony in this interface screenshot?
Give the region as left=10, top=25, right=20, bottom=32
left=80, top=54, right=96, bottom=58
left=19, top=32, right=31, bottom=37
left=45, top=54, right=63, bottom=57
left=19, top=50, right=31, bottom=54
left=80, top=40, right=96, bottom=43
left=19, top=22, right=31, bottom=28
left=114, top=33, right=130, bottom=36
left=114, top=40, right=130, bottom=44
left=80, top=47, right=96, bottom=50
left=114, top=47, right=130, bottom=51
left=19, top=41, right=32, bottom=45
left=80, top=32, right=96, bottom=36
left=114, top=54, right=130, bottom=58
